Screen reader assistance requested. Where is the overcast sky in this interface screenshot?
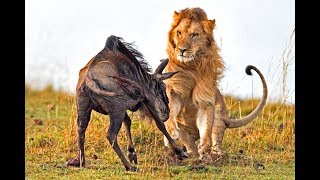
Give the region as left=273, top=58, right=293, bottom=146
left=25, top=0, right=295, bottom=103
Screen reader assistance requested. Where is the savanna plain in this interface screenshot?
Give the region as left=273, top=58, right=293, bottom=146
left=25, top=85, right=294, bottom=179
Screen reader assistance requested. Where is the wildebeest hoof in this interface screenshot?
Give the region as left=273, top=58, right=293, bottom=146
left=176, top=150, right=188, bottom=160
left=128, top=152, right=138, bottom=164
left=127, top=166, right=139, bottom=172
left=65, top=157, right=85, bottom=167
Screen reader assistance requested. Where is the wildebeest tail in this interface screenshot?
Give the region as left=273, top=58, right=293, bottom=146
left=84, top=76, right=115, bottom=97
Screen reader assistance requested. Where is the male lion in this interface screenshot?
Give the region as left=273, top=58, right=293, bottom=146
left=162, top=7, right=268, bottom=160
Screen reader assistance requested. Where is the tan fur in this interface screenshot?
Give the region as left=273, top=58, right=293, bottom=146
left=163, top=8, right=268, bottom=159
left=76, top=56, right=95, bottom=92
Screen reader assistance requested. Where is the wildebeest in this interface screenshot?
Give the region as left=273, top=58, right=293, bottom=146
left=66, top=35, right=188, bottom=171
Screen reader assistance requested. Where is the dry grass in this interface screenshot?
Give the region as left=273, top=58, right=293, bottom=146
left=25, top=85, right=294, bottom=179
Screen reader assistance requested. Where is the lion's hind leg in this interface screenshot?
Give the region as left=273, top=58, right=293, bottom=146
left=211, top=90, right=228, bottom=156
left=211, top=103, right=227, bottom=156
left=211, top=123, right=226, bottom=156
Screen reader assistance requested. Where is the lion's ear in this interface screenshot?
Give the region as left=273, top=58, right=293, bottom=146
left=208, top=19, right=216, bottom=30
left=203, top=19, right=216, bottom=33
left=173, top=11, right=179, bottom=18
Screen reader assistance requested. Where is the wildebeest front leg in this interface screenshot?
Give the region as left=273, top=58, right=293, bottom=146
left=123, top=113, right=137, bottom=164
left=107, top=111, right=138, bottom=171
left=154, top=120, right=188, bottom=159
left=66, top=94, right=92, bottom=167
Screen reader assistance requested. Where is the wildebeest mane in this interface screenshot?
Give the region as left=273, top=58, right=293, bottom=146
left=105, top=35, right=152, bottom=73
left=84, top=35, right=155, bottom=121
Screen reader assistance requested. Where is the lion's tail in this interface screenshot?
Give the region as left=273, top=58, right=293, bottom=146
left=225, top=65, right=268, bottom=128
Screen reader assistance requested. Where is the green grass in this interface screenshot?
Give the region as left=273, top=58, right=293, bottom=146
left=25, top=85, right=295, bottom=179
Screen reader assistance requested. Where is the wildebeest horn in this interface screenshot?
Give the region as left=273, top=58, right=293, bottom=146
left=154, top=71, right=179, bottom=81
left=154, top=58, right=169, bottom=74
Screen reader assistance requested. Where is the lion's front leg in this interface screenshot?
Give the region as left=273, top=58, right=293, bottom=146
left=196, top=107, right=214, bottom=160
left=164, top=90, right=181, bottom=147
left=179, top=129, right=199, bottom=158
left=163, top=119, right=180, bottom=147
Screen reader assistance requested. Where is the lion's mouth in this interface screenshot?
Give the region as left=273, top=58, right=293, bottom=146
left=177, top=55, right=195, bottom=63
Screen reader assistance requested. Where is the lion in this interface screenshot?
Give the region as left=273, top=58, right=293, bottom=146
left=162, top=7, right=268, bottom=160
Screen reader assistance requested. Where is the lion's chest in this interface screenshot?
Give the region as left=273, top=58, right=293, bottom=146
left=166, top=72, right=195, bottom=98
left=166, top=70, right=216, bottom=106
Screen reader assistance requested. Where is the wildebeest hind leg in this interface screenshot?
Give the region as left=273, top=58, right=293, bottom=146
left=66, top=95, right=93, bottom=167
left=123, top=113, right=137, bottom=164
left=107, top=111, right=138, bottom=172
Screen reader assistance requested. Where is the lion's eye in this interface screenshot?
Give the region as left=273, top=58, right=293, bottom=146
left=177, top=30, right=181, bottom=35
left=191, top=33, right=198, bottom=38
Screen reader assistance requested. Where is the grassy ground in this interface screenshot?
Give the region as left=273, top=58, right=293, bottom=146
left=25, top=85, right=295, bottom=179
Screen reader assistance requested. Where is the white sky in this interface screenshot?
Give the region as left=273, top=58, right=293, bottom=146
left=25, top=0, right=295, bottom=103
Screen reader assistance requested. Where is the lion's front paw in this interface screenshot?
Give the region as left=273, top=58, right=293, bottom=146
left=198, top=144, right=211, bottom=160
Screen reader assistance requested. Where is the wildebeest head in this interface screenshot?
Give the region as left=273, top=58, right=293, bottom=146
left=144, top=59, right=177, bottom=122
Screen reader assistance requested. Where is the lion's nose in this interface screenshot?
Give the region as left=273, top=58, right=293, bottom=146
left=179, top=48, right=187, bottom=55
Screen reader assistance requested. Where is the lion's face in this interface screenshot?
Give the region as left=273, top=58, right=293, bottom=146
left=168, top=14, right=216, bottom=63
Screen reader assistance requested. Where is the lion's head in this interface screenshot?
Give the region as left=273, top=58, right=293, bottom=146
left=165, top=7, right=224, bottom=103
left=167, top=8, right=217, bottom=63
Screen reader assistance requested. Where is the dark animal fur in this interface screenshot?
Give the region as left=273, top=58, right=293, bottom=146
left=66, top=35, right=187, bottom=171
